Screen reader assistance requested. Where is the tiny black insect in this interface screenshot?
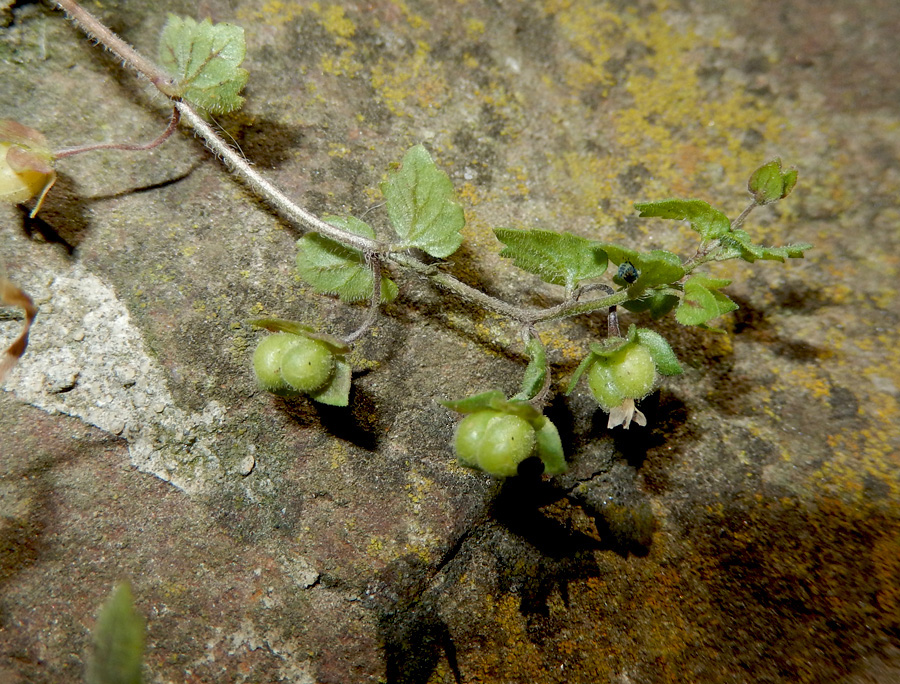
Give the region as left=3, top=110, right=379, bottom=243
left=617, top=261, right=639, bottom=284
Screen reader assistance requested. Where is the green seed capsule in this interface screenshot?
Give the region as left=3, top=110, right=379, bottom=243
left=252, top=333, right=302, bottom=391
left=588, top=343, right=656, bottom=408
left=587, top=361, right=626, bottom=411
left=280, top=337, right=335, bottom=392
left=454, top=410, right=498, bottom=469
left=454, top=410, right=536, bottom=477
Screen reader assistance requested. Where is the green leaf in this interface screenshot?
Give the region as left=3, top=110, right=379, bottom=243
left=381, top=145, right=465, bottom=258
left=493, top=227, right=608, bottom=290
left=621, top=288, right=680, bottom=319
left=511, top=337, right=548, bottom=402
left=634, top=198, right=731, bottom=241
left=310, top=357, right=352, bottom=406
left=635, top=328, right=682, bottom=376
left=718, top=229, right=812, bottom=264
left=87, top=582, right=145, bottom=684
left=442, top=391, right=542, bottom=423
left=748, top=158, right=798, bottom=205
left=296, top=216, right=398, bottom=304
left=534, top=417, right=566, bottom=475
left=246, top=318, right=350, bottom=354
left=601, top=245, right=685, bottom=291
left=442, top=390, right=508, bottom=414
left=158, top=15, right=249, bottom=113
left=676, top=275, right=738, bottom=326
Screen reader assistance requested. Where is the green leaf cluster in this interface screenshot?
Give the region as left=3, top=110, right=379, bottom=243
left=158, top=15, right=249, bottom=113
left=494, top=228, right=608, bottom=290
left=295, top=145, right=464, bottom=303
left=748, top=158, right=798, bottom=205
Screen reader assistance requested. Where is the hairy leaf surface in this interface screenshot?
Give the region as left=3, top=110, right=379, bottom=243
left=494, top=228, right=608, bottom=289
left=381, top=145, right=465, bottom=258
left=159, top=15, right=248, bottom=113
left=676, top=275, right=738, bottom=326
left=296, top=216, right=398, bottom=303
left=635, top=198, right=731, bottom=241
left=87, top=583, right=145, bottom=684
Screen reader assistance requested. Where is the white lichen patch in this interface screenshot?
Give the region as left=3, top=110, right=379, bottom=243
left=2, top=264, right=226, bottom=494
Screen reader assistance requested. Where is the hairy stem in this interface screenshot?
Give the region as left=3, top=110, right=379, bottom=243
left=731, top=200, right=758, bottom=231
left=176, top=103, right=378, bottom=253
left=389, top=252, right=630, bottom=323
left=54, top=0, right=175, bottom=91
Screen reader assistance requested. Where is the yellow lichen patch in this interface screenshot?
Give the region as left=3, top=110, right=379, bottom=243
left=544, top=2, right=791, bottom=225
left=778, top=366, right=832, bottom=400
left=319, top=49, right=364, bottom=79
left=310, top=2, right=356, bottom=39
left=465, top=18, right=486, bottom=38
left=370, top=42, right=449, bottom=117
left=466, top=593, right=545, bottom=680
left=549, top=2, right=622, bottom=95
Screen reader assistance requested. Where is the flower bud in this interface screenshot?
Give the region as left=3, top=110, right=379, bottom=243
left=0, top=120, right=56, bottom=216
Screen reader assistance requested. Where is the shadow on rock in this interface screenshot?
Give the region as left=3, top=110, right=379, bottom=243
left=490, top=471, right=656, bottom=634
left=276, top=382, right=380, bottom=452
left=370, top=555, right=462, bottom=684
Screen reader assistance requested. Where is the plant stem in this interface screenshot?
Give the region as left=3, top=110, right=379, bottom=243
left=54, top=108, right=181, bottom=158
left=389, top=252, right=630, bottom=324
left=175, top=103, right=378, bottom=253
left=53, top=0, right=628, bottom=332
left=607, top=306, right=621, bottom=337
left=731, top=200, right=758, bottom=231
left=53, top=0, right=175, bottom=91
left=344, top=256, right=383, bottom=344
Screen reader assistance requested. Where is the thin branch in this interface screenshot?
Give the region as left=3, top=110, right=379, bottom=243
left=731, top=200, right=758, bottom=231
left=53, top=0, right=175, bottom=91
left=175, top=103, right=379, bottom=253
left=54, top=108, right=181, bottom=158
left=344, top=255, right=383, bottom=344
left=607, top=306, right=620, bottom=338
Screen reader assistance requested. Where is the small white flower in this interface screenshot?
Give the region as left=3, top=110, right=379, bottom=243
left=607, top=398, right=647, bottom=430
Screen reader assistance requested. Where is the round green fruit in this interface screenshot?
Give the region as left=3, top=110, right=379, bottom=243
left=587, top=362, right=626, bottom=411
left=280, top=337, right=335, bottom=392
left=252, top=333, right=303, bottom=391
left=588, top=343, right=656, bottom=409
left=454, top=411, right=537, bottom=477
